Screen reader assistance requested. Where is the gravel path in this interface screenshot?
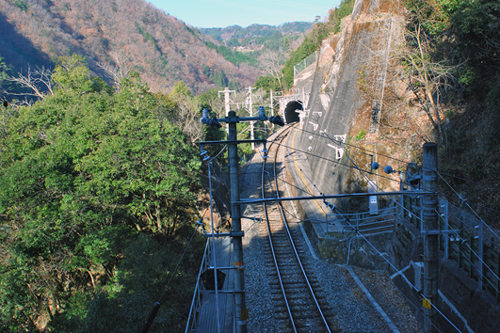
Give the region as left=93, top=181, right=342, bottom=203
left=240, top=150, right=423, bottom=333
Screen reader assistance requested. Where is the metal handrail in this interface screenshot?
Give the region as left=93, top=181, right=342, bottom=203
left=184, top=239, right=210, bottom=333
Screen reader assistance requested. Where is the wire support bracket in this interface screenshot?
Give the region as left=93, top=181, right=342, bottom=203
left=202, top=289, right=246, bottom=294
left=421, top=229, right=461, bottom=236
left=199, top=139, right=267, bottom=145
left=208, top=265, right=245, bottom=270
left=235, top=190, right=433, bottom=205
left=203, top=231, right=245, bottom=238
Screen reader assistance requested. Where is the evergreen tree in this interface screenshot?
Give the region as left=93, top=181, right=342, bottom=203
left=0, top=56, right=203, bottom=332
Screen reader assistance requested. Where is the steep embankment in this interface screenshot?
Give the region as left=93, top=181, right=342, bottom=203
left=293, top=0, right=408, bottom=211
left=0, top=0, right=260, bottom=94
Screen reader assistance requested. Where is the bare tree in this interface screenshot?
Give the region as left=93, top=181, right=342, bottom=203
left=176, top=98, right=205, bottom=144
left=97, top=51, right=131, bottom=88
left=7, top=65, right=54, bottom=100
left=400, top=22, right=459, bottom=144
left=260, top=49, right=286, bottom=90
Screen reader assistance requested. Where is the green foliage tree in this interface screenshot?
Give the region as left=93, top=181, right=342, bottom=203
left=0, top=56, right=203, bottom=332
left=282, top=36, right=320, bottom=90
left=330, top=0, right=355, bottom=34
left=203, top=40, right=258, bottom=66
left=450, top=0, right=500, bottom=97
left=210, top=68, right=229, bottom=88
left=0, top=55, right=8, bottom=92
left=134, top=21, right=161, bottom=53
left=170, top=81, right=193, bottom=99
left=254, top=75, right=281, bottom=96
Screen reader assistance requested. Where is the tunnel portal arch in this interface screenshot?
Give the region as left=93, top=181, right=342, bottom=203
left=284, top=100, right=303, bottom=124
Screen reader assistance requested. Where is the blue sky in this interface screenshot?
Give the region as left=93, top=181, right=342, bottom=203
left=147, top=0, right=342, bottom=28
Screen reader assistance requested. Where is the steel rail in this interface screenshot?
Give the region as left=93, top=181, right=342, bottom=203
left=261, top=126, right=297, bottom=333
left=262, top=125, right=331, bottom=332
left=271, top=126, right=332, bottom=333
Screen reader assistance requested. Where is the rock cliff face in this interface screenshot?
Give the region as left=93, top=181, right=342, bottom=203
left=291, top=0, right=405, bottom=211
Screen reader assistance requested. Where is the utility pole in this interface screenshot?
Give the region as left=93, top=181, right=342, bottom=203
left=270, top=90, right=282, bottom=133
left=247, top=87, right=255, bottom=150
left=227, top=110, right=247, bottom=333
left=270, top=90, right=274, bottom=133
left=422, top=142, right=438, bottom=332
left=200, top=108, right=284, bottom=333
left=219, top=87, right=235, bottom=133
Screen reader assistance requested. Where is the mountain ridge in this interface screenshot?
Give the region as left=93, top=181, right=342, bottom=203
left=0, top=0, right=263, bottom=94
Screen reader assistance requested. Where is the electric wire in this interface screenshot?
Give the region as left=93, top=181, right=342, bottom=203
left=272, top=140, right=403, bottom=184
left=296, top=119, right=414, bottom=165
left=157, top=223, right=201, bottom=306
left=207, top=161, right=221, bottom=333
left=304, top=120, right=435, bottom=229
left=204, top=127, right=404, bottom=186
left=337, top=212, right=462, bottom=333
left=470, top=203, right=500, bottom=214
left=286, top=124, right=460, bottom=331
left=436, top=174, right=500, bottom=292
left=437, top=172, right=500, bottom=244
left=460, top=243, right=500, bottom=295
left=437, top=171, right=500, bottom=192
left=279, top=108, right=497, bottom=329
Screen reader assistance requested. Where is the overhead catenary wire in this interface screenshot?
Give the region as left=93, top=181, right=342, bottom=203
left=203, top=139, right=405, bottom=186
left=203, top=123, right=405, bottom=185
left=312, top=123, right=424, bottom=222
left=207, top=161, right=221, bottom=333
left=290, top=123, right=461, bottom=331
left=296, top=118, right=415, bottom=165
left=437, top=171, right=500, bottom=192
left=437, top=171, right=500, bottom=244
left=336, top=209, right=463, bottom=333
left=459, top=242, right=500, bottom=295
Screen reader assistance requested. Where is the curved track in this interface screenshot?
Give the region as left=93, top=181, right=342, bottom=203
left=260, top=125, right=340, bottom=333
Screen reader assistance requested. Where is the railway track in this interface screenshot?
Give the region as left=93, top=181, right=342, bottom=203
left=260, top=125, right=340, bottom=333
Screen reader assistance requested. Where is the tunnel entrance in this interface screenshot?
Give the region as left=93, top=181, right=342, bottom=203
left=284, top=101, right=303, bottom=124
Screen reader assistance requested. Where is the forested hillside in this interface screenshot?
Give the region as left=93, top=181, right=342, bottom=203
left=0, top=0, right=260, bottom=94
left=199, top=22, right=311, bottom=50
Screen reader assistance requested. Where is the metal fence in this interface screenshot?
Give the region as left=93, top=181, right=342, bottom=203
left=403, top=195, right=500, bottom=303
left=293, top=51, right=317, bottom=77
left=185, top=239, right=210, bottom=333
left=329, top=206, right=398, bottom=235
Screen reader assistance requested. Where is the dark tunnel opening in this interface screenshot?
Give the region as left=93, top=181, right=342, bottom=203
left=284, top=101, right=303, bottom=124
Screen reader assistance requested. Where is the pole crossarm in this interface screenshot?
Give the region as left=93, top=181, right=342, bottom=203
left=199, top=139, right=267, bottom=145
left=234, top=190, right=433, bottom=205
left=201, top=107, right=284, bottom=129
